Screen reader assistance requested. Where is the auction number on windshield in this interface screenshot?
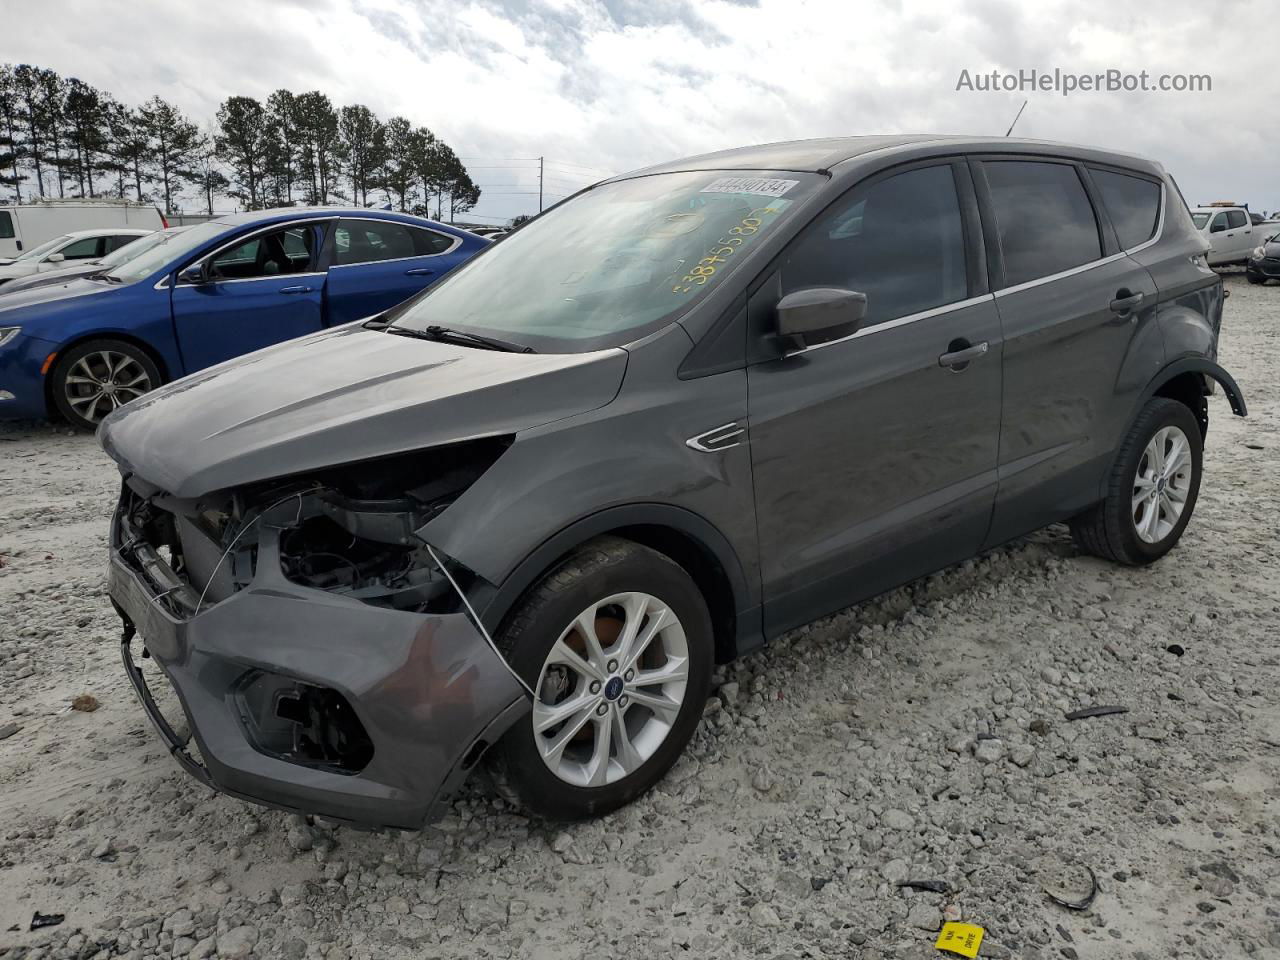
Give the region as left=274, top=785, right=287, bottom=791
left=673, top=208, right=778, bottom=294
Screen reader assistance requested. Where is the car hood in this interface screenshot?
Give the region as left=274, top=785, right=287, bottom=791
left=0, top=276, right=117, bottom=314
left=0, top=262, right=38, bottom=280
left=98, top=324, right=629, bottom=497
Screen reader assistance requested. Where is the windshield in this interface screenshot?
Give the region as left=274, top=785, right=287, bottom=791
left=16, top=235, right=71, bottom=262
left=97, top=227, right=186, bottom=268
left=106, top=220, right=229, bottom=283
left=1190, top=213, right=1210, bottom=229
left=391, top=170, right=824, bottom=352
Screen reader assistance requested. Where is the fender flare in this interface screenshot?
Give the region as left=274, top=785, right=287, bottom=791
left=476, top=502, right=757, bottom=642
left=1141, top=357, right=1247, bottom=418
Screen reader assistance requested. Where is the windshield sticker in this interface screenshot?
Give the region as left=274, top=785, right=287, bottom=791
left=672, top=205, right=786, bottom=295
left=700, top=176, right=799, bottom=198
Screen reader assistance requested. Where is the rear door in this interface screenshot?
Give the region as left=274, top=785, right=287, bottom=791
left=975, top=156, right=1160, bottom=546
left=324, top=218, right=463, bottom=325
left=746, top=159, right=1003, bottom=636
left=1225, top=209, right=1253, bottom=261
left=170, top=221, right=326, bottom=371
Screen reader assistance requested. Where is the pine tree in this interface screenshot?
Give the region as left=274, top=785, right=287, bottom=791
left=215, top=95, right=268, bottom=209
left=138, top=96, right=203, bottom=215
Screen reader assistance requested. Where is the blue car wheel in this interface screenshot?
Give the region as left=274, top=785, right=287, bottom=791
left=50, top=339, right=162, bottom=430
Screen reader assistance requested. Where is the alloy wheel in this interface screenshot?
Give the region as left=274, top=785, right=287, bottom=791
left=1132, top=425, right=1193, bottom=543
left=532, top=591, right=689, bottom=787
left=63, top=350, right=153, bottom=424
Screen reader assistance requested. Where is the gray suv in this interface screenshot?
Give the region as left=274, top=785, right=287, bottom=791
left=99, top=136, right=1246, bottom=828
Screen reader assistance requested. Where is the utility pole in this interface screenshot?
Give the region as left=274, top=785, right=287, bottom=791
left=538, top=156, right=544, bottom=213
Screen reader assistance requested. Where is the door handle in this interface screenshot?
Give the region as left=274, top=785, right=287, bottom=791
left=938, top=340, right=989, bottom=370
left=404, top=268, right=435, bottom=277
left=280, top=285, right=312, bottom=294
left=1109, top=289, right=1145, bottom=315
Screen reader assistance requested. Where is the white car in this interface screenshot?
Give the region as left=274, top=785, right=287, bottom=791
left=0, top=199, right=165, bottom=261
left=0, top=228, right=153, bottom=287
left=1189, top=205, right=1256, bottom=266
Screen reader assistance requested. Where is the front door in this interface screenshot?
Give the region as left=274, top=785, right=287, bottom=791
left=746, top=161, right=1003, bottom=637
left=170, top=222, right=326, bottom=372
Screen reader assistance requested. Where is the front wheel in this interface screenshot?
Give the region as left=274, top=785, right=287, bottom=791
left=50, top=339, right=161, bottom=430
left=488, top=537, right=713, bottom=820
left=1246, top=273, right=1265, bottom=285
left=1069, top=397, right=1203, bottom=565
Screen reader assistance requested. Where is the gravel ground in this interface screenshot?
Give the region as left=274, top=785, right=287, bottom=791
left=1, top=273, right=1278, bottom=960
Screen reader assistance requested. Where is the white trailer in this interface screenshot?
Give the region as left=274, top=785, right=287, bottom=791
left=0, top=199, right=167, bottom=261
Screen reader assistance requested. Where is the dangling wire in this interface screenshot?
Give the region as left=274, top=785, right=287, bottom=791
left=423, top=542, right=535, bottom=700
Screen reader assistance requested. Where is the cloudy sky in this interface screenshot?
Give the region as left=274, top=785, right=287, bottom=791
left=5, top=0, right=1277, bottom=223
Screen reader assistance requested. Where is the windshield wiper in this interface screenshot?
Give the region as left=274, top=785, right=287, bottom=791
left=371, top=321, right=535, bottom=354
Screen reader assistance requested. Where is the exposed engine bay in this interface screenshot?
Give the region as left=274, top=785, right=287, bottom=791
left=114, top=437, right=512, bottom=619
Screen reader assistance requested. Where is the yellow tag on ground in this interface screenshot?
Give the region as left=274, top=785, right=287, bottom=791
left=935, top=922, right=985, bottom=958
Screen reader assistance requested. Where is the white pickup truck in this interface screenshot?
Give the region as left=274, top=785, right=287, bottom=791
left=1189, top=204, right=1257, bottom=266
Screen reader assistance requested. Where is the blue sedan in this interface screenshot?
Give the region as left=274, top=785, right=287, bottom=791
left=0, top=208, right=488, bottom=428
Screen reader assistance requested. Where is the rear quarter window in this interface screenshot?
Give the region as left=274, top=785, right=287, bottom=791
left=0, top=211, right=13, bottom=239
left=1090, top=168, right=1162, bottom=250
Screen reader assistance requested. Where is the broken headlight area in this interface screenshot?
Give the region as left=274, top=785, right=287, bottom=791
left=235, top=671, right=374, bottom=774
left=115, top=436, right=511, bottom=618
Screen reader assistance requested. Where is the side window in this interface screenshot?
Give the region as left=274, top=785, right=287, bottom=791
left=984, top=160, right=1102, bottom=287
left=1226, top=210, right=1248, bottom=229
left=410, top=226, right=455, bottom=255
left=333, top=220, right=453, bottom=265
left=107, top=234, right=141, bottom=254
left=1090, top=168, right=1162, bottom=250
left=60, top=237, right=103, bottom=260
left=780, top=164, right=968, bottom=328
left=206, top=226, right=315, bottom=280
left=0, top=212, right=13, bottom=239
left=1209, top=212, right=1228, bottom=232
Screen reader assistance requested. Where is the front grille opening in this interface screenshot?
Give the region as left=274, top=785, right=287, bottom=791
left=235, top=671, right=374, bottom=774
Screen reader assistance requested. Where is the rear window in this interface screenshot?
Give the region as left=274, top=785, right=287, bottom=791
left=1226, top=210, right=1247, bottom=229
left=0, top=211, right=13, bottom=239
left=1091, top=169, right=1162, bottom=250
left=984, top=160, right=1102, bottom=287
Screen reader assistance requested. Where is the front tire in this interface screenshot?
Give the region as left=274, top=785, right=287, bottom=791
left=1246, top=273, right=1265, bottom=285
left=1069, top=397, right=1203, bottom=565
left=488, top=536, right=713, bottom=820
left=50, top=339, right=161, bottom=430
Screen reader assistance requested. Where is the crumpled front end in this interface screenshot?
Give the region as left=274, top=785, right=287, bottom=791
left=106, top=441, right=529, bottom=829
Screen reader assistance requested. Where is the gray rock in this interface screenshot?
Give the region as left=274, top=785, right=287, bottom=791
left=0, top=722, right=22, bottom=741
left=906, top=902, right=939, bottom=931
left=882, top=808, right=914, bottom=831
left=974, top=739, right=1005, bottom=764
left=215, top=925, right=258, bottom=959
left=881, top=858, right=910, bottom=884
left=748, top=902, right=781, bottom=927
left=751, top=766, right=774, bottom=793
left=1009, top=744, right=1036, bottom=767
left=163, top=908, right=195, bottom=938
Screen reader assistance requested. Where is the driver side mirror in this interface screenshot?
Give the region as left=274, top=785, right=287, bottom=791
left=177, top=263, right=208, bottom=285
left=1210, top=222, right=1226, bottom=234
left=47, top=253, right=65, bottom=263
left=777, top=287, right=867, bottom=348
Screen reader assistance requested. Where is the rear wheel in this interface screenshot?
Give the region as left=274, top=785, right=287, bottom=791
left=488, top=536, right=713, bottom=820
left=1069, top=397, right=1202, bottom=565
left=50, top=339, right=161, bottom=430
left=1246, top=273, right=1265, bottom=284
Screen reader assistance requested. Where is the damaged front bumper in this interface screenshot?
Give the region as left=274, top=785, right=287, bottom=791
left=107, top=484, right=529, bottom=829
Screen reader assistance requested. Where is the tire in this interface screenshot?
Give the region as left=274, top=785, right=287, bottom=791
left=1246, top=273, right=1265, bottom=285
left=50, top=339, right=162, bottom=431
left=1069, top=397, right=1203, bottom=565
left=488, top=536, right=713, bottom=820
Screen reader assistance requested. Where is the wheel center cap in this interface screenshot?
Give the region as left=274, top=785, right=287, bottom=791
left=1157, top=477, right=1166, bottom=492
left=603, top=676, right=624, bottom=701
